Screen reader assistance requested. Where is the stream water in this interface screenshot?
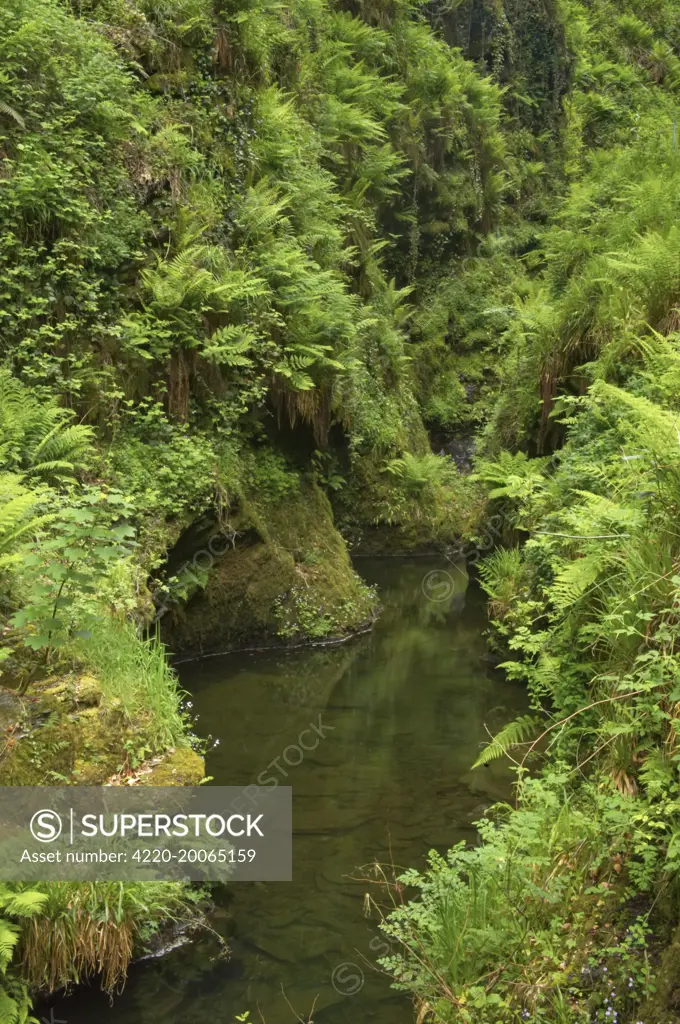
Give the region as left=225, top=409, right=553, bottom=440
left=54, top=556, right=527, bottom=1024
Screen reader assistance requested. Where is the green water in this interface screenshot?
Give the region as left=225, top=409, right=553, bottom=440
left=56, top=557, right=527, bottom=1024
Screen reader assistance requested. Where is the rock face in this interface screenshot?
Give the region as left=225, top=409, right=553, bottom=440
left=163, top=480, right=377, bottom=656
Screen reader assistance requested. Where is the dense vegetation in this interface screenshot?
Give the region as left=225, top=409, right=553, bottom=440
left=376, top=3, right=680, bottom=1024
left=2, top=0, right=680, bottom=1019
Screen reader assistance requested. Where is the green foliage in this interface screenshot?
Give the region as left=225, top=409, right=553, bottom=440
left=5, top=0, right=680, bottom=1016
left=75, top=620, right=187, bottom=752
left=106, top=409, right=220, bottom=522
left=383, top=452, right=458, bottom=492
left=380, top=773, right=651, bottom=1023
left=19, top=880, right=202, bottom=994
left=0, top=476, right=51, bottom=575
left=10, top=492, right=136, bottom=663
left=0, top=884, right=47, bottom=1024
left=0, top=372, right=93, bottom=484
left=379, top=4, right=680, bottom=1021
left=472, top=712, right=539, bottom=768
left=0, top=0, right=506, bottom=469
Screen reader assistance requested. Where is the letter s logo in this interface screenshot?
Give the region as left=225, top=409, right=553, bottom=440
left=30, top=809, right=62, bottom=843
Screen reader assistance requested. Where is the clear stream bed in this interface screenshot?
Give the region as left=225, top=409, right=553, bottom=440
left=50, top=557, right=528, bottom=1024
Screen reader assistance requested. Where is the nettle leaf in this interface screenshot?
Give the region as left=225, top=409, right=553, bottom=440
left=46, top=560, right=68, bottom=577
left=90, top=527, right=114, bottom=540
left=40, top=538, right=64, bottom=551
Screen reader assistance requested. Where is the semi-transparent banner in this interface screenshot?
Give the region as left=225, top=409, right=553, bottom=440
left=0, top=786, right=291, bottom=881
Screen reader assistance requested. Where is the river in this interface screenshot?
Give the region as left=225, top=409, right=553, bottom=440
left=53, top=556, right=527, bottom=1024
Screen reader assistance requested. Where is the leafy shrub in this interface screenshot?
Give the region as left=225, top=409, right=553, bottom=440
left=381, top=775, right=647, bottom=1024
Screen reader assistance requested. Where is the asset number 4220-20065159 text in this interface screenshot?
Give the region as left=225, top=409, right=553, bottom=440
left=131, top=848, right=257, bottom=864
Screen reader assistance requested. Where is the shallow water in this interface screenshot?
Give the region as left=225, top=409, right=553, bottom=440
left=55, top=557, right=527, bottom=1024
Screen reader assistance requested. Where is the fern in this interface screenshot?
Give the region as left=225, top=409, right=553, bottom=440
left=472, top=714, right=540, bottom=768
left=0, top=886, right=52, bottom=1023
left=0, top=475, right=52, bottom=569
left=473, top=451, right=550, bottom=501
left=0, top=372, right=92, bottom=483
left=0, top=101, right=24, bottom=129
left=382, top=453, right=457, bottom=491
left=550, top=554, right=604, bottom=613
left=0, top=924, right=18, bottom=977
left=0, top=890, right=47, bottom=919
left=478, top=547, right=524, bottom=602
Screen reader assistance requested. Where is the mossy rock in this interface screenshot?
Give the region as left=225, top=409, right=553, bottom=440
left=0, top=675, right=192, bottom=787
left=0, top=688, right=26, bottom=731
left=0, top=714, right=80, bottom=785
left=137, top=746, right=205, bottom=786
left=165, top=479, right=377, bottom=654
left=333, top=450, right=486, bottom=554
left=71, top=673, right=102, bottom=707
left=71, top=703, right=135, bottom=784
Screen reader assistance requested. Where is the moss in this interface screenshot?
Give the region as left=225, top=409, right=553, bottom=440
left=137, top=746, right=205, bottom=786
left=335, top=455, right=486, bottom=554
left=0, top=714, right=79, bottom=785
left=0, top=674, right=196, bottom=787
left=71, top=703, right=133, bottom=784
left=71, top=673, right=101, bottom=707
left=165, top=478, right=378, bottom=654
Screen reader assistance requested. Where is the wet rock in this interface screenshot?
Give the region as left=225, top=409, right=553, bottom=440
left=437, top=433, right=475, bottom=473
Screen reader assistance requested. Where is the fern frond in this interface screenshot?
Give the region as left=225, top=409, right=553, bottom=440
left=0, top=985, right=21, bottom=1024
left=472, top=714, right=540, bottom=769
left=550, top=554, right=604, bottom=612
left=0, top=891, right=47, bottom=919
left=0, top=923, right=19, bottom=974
left=0, top=102, right=24, bottom=129
left=0, top=371, right=92, bottom=482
